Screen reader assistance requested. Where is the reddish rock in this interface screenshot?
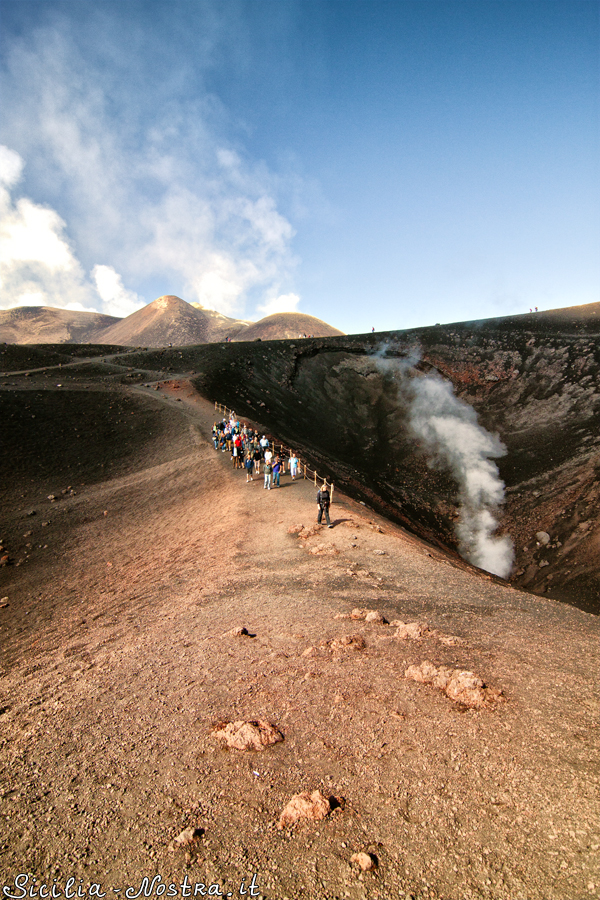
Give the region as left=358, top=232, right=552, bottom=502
left=212, top=719, right=284, bottom=751
left=278, top=790, right=331, bottom=829
left=405, top=660, right=503, bottom=708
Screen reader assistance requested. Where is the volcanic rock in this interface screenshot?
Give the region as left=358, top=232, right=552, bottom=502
left=212, top=719, right=284, bottom=751
left=405, top=660, right=503, bottom=708
left=350, top=851, right=378, bottom=871
left=172, top=826, right=203, bottom=847
left=277, top=790, right=331, bottom=829
left=347, top=608, right=387, bottom=624
left=393, top=621, right=428, bottom=640
left=321, top=634, right=366, bottom=652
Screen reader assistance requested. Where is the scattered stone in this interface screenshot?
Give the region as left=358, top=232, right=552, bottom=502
left=47, top=495, right=56, bottom=502
left=539, top=560, right=550, bottom=568
left=348, top=607, right=387, bottom=623
left=308, top=543, right=339, bottom=556
left=368, top=523, right=384, bottom=533
left=436, top=633, right=465, bottom=646
left=405, top=661, right=503, bottom=708
left=393, top=621, right=428, bottom=640
left=212, top=719, right=284, bottom=751
left=373, top=549, right=386, bottom=555
left=287, top=523, right=304, bottom=535
left=26, top=510, right=36, bottom=517
left=0, top=555, right=9, bottom=567
left=172, top=826, right=203, bottom=847
left=41, top=521, right=49, bottom=527
left=350, top=851, right=378, bottom=872
left=0, top=598, right=8, bottom=608
left=278, top=790, right=331, bottom=829
left=228, top=626, right=250, bottom=637
left=535, top=531, right=550, bottom=544
left=321, top=634, right=366, bottom=652
left=365, top=610, right=387, bottom=624
left=297, top=525, right=322, bottom=540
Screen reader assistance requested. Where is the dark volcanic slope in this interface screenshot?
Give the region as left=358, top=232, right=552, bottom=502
left=164, top=303, right=598, bottom=612
left=0, top=306, right=119, bottom=344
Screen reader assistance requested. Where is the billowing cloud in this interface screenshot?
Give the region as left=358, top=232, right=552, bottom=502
left=0, top=145, right=139, bottom=315
left=0, top=16, right=301, bottom=319
left=0, top=146, right=95, bottom=311
left=257, top=292, right=301, bottom=317
left=92, top=265, right=144, bottom=318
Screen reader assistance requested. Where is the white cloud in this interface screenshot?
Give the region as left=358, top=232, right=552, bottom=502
left=0, top=147, right=95, bottom=311
left=257, top=292, right=301, bottom=317
left=92, top=264, right=144, bottom=318
left=0, top=145, right=24, bottom=188
left=0, top=21, right=300, bottom=319
left=2, top=197, right=77, bottom=271
left=0, top=144, right=137, bottom=316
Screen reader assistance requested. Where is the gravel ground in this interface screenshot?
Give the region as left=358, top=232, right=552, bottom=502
left=0, top=375, right=598, bottom=900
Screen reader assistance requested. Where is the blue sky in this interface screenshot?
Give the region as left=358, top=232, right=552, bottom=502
left=0, top=0, right=598, bottom=333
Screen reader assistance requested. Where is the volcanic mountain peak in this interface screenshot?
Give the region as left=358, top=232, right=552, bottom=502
left=1, top=295, right=344, bottom=347
left=151, top=294, right=188, bottom=311
left=0, top=305, right=119, bottom=344
left=235, top=311, right=345, bottom=342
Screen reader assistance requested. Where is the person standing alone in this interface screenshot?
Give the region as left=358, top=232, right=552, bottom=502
left=317, top=483, right=333, bottom=527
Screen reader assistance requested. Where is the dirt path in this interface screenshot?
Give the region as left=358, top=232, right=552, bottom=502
left=1, top=381, right=598, bottom=900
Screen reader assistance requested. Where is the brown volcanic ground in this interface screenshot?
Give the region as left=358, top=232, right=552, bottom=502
left=233, top=312, right=345, bottom=341
left=0, top=306, right=119, bottom=344
left=0, top=356, right=598, bottom=899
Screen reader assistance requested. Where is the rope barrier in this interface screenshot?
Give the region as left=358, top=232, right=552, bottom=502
left=214, top=400, right=334, bottom=500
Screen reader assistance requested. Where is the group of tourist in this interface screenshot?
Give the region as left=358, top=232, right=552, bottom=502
left=212, top=415, right=300, bottom=490
left=211, top=413, right=333, bottom=526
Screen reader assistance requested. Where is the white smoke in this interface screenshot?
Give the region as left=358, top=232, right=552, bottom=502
left=374, top=347, right=514, bottom=578
left=257, top=292, right=301, bottom=317
left=92, top=264, right=144, bottom=318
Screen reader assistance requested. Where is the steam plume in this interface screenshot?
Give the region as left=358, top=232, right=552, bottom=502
left=375, top=347, right=514, bottom=578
